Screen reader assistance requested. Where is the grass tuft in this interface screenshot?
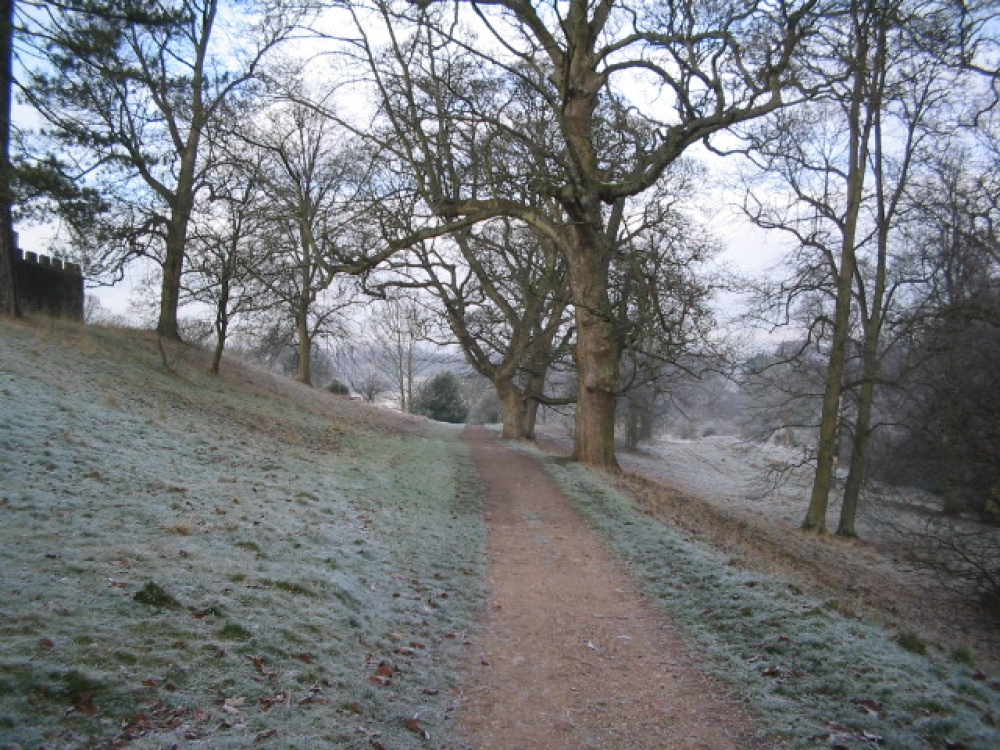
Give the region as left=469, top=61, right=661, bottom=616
left=896, top=629, right=928, bottom=655
left=133, top=581, right=183, bottom=609
left=217, top=622, right=253, bottom=641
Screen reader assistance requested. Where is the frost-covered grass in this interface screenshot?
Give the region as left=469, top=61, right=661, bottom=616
left=0, top=318, right=485, bottom=749
left=540, top=452, right=1000, bottom=750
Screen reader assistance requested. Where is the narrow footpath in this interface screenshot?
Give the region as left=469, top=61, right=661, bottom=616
left=453, top=427, right=759, bottom=749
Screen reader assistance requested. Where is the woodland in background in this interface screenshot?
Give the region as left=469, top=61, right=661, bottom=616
left=1, top=0, right=999, bottom=573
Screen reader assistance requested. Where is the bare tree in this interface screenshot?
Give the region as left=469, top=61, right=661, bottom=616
left=240, top=96, right=363, bottom=385
left=184, top=159, right=271, bottom=374
left=365, top=296, right=438, bottom=412
left=334, top=0, right=820, bottom=468
left=369, top=215, right=574, bottom=439
left=736, top=0, right=963, bottom=534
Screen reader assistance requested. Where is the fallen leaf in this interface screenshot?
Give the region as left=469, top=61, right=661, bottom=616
left=405, top=717, right=430, bottom=740
left=854, top=698, right=885, bottom=719
left=296, top=652, right=313, bottom=664
left=762, top=666, right=781, bottom=677
left=252, top=656, right=265, bottom=673
left=375, top=663, right=394, bottom=678
left=345, top=701, right=363, bottom=714
left=39, top=638, right=55, bottom=650
left=142, top=678, right=158, bottom=687
left=75, top=691, right=98, bottom=717
left=255, top=728, right=277, bottom=741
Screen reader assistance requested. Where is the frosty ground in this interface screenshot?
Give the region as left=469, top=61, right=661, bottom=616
left=1, top=316, right=998, bottom=749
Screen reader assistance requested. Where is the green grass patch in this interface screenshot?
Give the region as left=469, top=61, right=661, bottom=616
left=0, top=319, right=486, bottom=749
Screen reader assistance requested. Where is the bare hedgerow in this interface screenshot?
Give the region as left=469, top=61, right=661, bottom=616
left=904, top=513, right=1000, bottom=611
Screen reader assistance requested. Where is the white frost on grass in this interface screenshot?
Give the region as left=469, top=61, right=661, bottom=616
left=540, top=451, right=1000, bottom=750
left=0, top=318, right=485, bottom=749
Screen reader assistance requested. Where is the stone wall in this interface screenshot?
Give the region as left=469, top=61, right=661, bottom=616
left=14, top=248, right=85, bottom=321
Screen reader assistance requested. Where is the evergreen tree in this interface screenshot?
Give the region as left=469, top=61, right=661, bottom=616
left=413, top=372, right=468, bottom=424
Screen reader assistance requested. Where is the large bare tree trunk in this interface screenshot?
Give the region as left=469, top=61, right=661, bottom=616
left=567, top=226, right=619, bottom=469
left=498, top=383, right=528, bottom=440
left=158, top=220, right=186, bottom=339
left=0, top=0, right=18, bottom=318
left=157, top=152, right=198, bottom=340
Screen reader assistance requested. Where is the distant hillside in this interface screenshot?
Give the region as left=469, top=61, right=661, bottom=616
left=0, top=317, right=486, bottom=748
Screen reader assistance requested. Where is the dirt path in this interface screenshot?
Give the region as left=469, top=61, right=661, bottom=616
left=453, top=427, right=759, bottom=749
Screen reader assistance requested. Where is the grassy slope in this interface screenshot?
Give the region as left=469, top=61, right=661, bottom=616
left=541, top=450, right=1000, bottom=750
left=0, top=317, right=485, bottom=749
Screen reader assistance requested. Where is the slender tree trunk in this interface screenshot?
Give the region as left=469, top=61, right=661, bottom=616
left=296, top=307, right=311, bottom=385
left=840, top=16, right=894, bottom=537
left=211, top=327, right=226, bottom=375
left=0, top=0, right=18, bottom=318
left=803, top=259, right=855, bottom=532
left=567, top=225, right=620, bottom=469
left=838, top=351, right=877, bottom=536
left=210, top=277, right=230, bottom=375
left=803, top=3, right=874, bottom=532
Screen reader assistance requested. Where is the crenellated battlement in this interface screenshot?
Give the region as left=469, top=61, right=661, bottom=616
left=14, top=244, right=85, bottom=321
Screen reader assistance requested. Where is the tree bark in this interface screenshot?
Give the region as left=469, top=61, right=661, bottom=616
left=157, top=132, right=200, bottom=340
left=158, top=218, right=187, bottom=339
left=567, top=224, right=620, bottom=469
left=498, top=383, right=528, bottom=440
left=0, top=0, right=18, bottom=318
left=210, top=275, right=230, bottom=375
left=296, top=305, right=312, bottom=386
left=803, top=259, right=854, bottom=533
left=838, top=361, right=875, bottom=536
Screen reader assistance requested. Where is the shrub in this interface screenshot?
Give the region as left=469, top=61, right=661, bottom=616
left=413, top=371, right=468, bottom=423
left=325, top=379, right=350, bottom=396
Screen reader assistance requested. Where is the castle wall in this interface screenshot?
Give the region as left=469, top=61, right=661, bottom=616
left=14, top=249, right=85, bottom=322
